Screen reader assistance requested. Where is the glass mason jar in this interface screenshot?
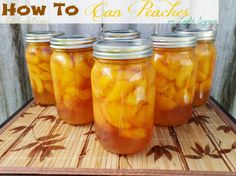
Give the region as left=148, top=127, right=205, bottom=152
left=92, top=40, right=155, bottom=154
left=25, top=31, right=63, bottom=105
left=50, top=35, right=96, bottom=125
left=102, top=29, right=139, bottom=40
left=176, top=29, right=217, bottom=106
left=151, top=34, right=197, bottom=126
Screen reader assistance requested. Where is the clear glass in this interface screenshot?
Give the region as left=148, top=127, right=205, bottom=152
left=91, top=58, right=155, bottom=154
left=25, top=42, right=55, bottom=105
left=152, top=47, right=197, bottom=126
left=194, top=41, right=217, bottom=106
left=51, top=48, right=94, bottom=125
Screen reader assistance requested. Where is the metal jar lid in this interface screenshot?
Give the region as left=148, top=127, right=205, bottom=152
left=25, top=31, right=64, bottom=43
left=151, top=33, right=197, bottom=48
left=93, top=39, right=153, bottom=60
left=102, top=29, right=140, bottom=40
left=175, top=29, right=216, bottom=41
left=51, top=35, right=96, bottom=49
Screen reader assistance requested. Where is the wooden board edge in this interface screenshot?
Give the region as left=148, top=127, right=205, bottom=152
left=209, top=97, right=236, bottom=130
left=0, top=98, right=34, bottom=134
left=0, top=167, right=235, bottom=176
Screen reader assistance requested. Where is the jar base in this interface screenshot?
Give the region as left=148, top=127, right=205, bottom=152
left=154, top=105, right=192, bottom=126
left=95, top=128, right=153, bottom=155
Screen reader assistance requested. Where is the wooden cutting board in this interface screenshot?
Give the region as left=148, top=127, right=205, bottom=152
left=0, top=99, right=235, bottom=175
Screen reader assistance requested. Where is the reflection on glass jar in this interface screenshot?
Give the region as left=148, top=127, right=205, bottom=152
left=25, top=31, right=63, bottom=105
left=92, top=40, right=155, bottom=154
left=151, top=34, right=197, bottom=126
left=175, top=29, right=217, bottom=107
left=50, top=35, right=96, bottom=125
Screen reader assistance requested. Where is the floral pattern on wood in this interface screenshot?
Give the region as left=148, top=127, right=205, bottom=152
left=0, top=101, right=235, bottom=172
left=83, top=130, right=95, bottom=136
left=21, top=112, right=33, bottom=118
left=10, top=125, right=34, bottom=135
left=184, top=143, right=236, bottom=160
left=12, top=133, right=66, bottom=162
left=232, top=142, right=236, bottom=150
left=147, top=145, right=179, bottom=161
left=188, top=115, right=210, bottom=126
left=8, top=112, right=65, bottom=162
left=9, top=115, right=58, bottom=136
left=217, top=125, right=236, bottom=134
left=38, top=115, right=57, bottom=123
left=120, top=155, right=133, bottom=169
left=184, top=143, right=221, bottom=159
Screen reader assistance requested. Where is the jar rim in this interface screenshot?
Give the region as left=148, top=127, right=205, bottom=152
left=102, top=29, right=140, bottom=40
left=151, top=33, right=197, bottom=48
left=175, top=29, right=216, bottom=41
left=93, top=39, right=153, bottom=60
left=50, top=35, right=96, bottom=49
left=25, top=31, right=64, bottom=43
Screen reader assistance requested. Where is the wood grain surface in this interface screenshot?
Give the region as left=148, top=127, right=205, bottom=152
left=0, top=99, right=235, bottom=175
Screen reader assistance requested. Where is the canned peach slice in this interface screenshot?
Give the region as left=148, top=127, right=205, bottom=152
left=195, top=82, right=199, bottom=91
left=106, top=81, right=134, bottom=101
left=199, top=78, right=212, bottom=92
left=155, top=61, right=175, bottom=81
left=26, top=44, right=37, bottom=54
left=151, top=52, right=167, bottom=63
left=83, top=51, right=95, bottom=66
left=78, top=89, right=92, bottom=100
left=76, top=59, right=91, bottom=79
left=61, top=71, right=76, bottom=86
left=36, top=46, right=52, bottom=61
left=129, top=104, right=152, bottom=127
left=122, top=128, right=147, bottom=140
left=50, top=62, right=62, bottom=79
left=39, top=62, right=51, bottom=71
left=125, top=91, right=139, bottom=106
left=128, top=72, right=143, bottom=82
left=31, top=73, right=44, bottom=94
left=102, top=102, right=135, bottom=129
left=26, top=55, right=40, bottom=64
left=54, top=86, right=64, bottom=101
left=40, top=71, right=52, bottom=81
left=63, top=95, right=76, bottom=109
left=155, top=76, right=169, bottom=93
left=196, top=71, right=208, bottom=82
left=125, top=87, right=146, bottom=106
left=175, top=62, right=194, bottom=89
left=93, top=105, right=110, bottom=129
left=65, top=87, right=78, bottom=97
left=92, top=75, right=115, bottom=98
left=29, top=65, right=41, bottom=75
left=155, top=94, right=177, bottom=111
left=195, top=43, right=207, bottom=53
left=174, top=88, right=192, bottom=106
left=31, top=78, right=37, bottom=90
left=166, top=84, right=177, bottom=99
left=156, top=80, right=176, bottom=99
left=97, top=76, right=112, bottom=89
left=198, top=58, right=211, bottom=76
left=53, top=52, right=73, bottom=70
left=44, top=82, right=54, bottom=94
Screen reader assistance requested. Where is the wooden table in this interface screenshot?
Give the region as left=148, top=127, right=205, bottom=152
left=0, top=98, right=235, bottom=175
